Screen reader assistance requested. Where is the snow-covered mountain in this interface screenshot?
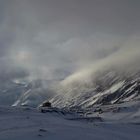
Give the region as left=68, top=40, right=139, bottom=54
left=12, top=79, right=56, bottom=107
left=0, top=79, right=55, bottom=107
left=0, top=80, right=28, bottom=106
left=51, top=70, right=140, bottom=109
left=1, top=67, right=140, bottom=111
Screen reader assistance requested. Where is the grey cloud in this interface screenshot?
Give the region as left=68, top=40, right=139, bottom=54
left=0, top=0, right=140, bottom=81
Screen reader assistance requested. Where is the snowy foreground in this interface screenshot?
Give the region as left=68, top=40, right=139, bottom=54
left=0, top=105, right=140, bottom=140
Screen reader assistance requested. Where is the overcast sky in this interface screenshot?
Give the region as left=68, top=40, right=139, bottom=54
left=0, top=0, right=140, bottom=81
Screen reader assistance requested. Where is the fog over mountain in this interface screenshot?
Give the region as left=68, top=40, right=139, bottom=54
left=0, top=0, right=140, bottom=107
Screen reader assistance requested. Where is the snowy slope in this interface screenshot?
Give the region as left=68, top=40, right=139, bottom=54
left=0, top=79, right=55, bottom=107
left=0, top=106, right=140, bottom=140
left=0, top=80, right=28, bottom=106
left=51, top=70, right=140, bottom=109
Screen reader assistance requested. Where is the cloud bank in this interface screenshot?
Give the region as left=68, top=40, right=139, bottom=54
left=0, top=0, right=140, bottom=83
